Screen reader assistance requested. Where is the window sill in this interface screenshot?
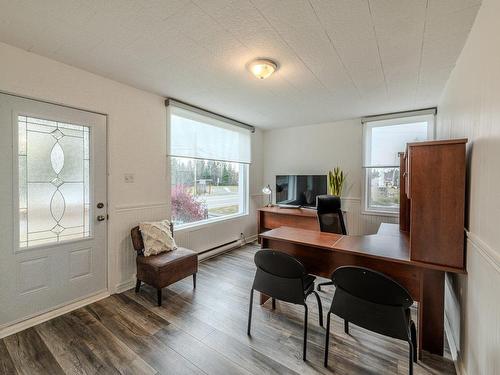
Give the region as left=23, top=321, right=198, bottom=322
left=174, top=212, right=249, bottom=233
left=361, top=209, right=399, bottom=218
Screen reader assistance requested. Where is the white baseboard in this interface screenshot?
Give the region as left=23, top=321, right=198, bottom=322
left=115, top=278, right=137, bottom=293
left=0, top=290, right=109, bottom=339
left=245, top=234, right=258, bottom=243
left=452, top=351, right=467, bottom=375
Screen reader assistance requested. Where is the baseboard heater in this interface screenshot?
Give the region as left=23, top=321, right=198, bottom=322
left=198, top=238, right=244, bottom=261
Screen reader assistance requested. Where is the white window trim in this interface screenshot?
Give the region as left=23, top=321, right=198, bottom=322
left=174, top=212, right=249, bottom=232
left=361, top=169, right=400, bottom=217
left=361, top=114, right=435, bottom=216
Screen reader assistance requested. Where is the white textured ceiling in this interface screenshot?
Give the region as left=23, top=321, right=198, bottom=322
left=0, top=0, right=481, bottom=129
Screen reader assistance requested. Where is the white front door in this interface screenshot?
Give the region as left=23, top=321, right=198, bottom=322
left=0, top=93, right=107, bottom=328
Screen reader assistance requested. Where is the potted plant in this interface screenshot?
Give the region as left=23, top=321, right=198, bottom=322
left=328, top=167, right=346, bottom=196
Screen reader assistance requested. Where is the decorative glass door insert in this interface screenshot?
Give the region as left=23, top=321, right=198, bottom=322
left=18, top=115, right=90, bottom=248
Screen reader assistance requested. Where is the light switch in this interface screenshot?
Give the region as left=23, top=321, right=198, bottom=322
left=124, top=173, right=135, bottom=183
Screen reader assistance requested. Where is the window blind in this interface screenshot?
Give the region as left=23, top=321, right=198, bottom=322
left=167, top=105, right=252, bottom=164
left=363, top=114, right=434, bottom=168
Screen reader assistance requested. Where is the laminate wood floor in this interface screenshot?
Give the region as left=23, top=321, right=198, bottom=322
left=0, top=243, right=456, bottom=375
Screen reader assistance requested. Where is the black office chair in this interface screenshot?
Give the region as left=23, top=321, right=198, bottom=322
left=247, top=249, right=323, bottom=361
left=316, top=195, right=347, bottom=291
left=324, top=266, right=417, bottom=374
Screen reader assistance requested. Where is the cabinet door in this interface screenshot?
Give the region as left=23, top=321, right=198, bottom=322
left=399, top=153, right=410, bottom=232
left=405, top=151, right=411, bottom=199
left=409, top=143, right=465, bottom=268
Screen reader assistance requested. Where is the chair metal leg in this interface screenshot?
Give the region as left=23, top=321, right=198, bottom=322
left=410, top=321, right=417, bottom=363
left=303, top=304, right=309, bottom=361
left=157, top=288, right=162, bottom=307
left=247, top=289, right=254, bottom=336
left=311, top=291, right=324, bottom=327
left=193, top=273, right=197, bottom=289
left=408, top=341, right=414, bottom=375
left=272, top=297, right=276, bottom=310
left=344, top=319, right=349, bottom=335
left=135, top=279, right=141, bottom=293
left=324, top=312, right=331, bottom=367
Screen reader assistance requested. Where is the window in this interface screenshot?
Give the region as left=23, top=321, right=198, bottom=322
left=168, top=103, right=251, bottom=228
left=362, top=112, right=435, bottom=215
left=18, top=115, right=90, bottom=248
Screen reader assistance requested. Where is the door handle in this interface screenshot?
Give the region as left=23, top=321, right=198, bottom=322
left=97, top=215, right=106, bottom=222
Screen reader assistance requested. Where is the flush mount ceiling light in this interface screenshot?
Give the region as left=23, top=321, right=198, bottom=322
left=248, top=58, right=278, bottom=80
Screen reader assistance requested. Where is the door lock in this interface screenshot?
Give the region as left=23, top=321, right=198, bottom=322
left=97, top=215, right=106, bottom=222
left=97, top=202, right=104, bottom=209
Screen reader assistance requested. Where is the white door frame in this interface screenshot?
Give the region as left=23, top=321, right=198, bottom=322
left=0, top=91, right=112, bottom=337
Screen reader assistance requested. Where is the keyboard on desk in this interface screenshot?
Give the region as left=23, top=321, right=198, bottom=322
left=277, top=204, right=302, bottom=209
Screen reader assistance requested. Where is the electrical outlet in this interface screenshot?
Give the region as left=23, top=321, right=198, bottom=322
left=124, top=173, right=135, bottom=183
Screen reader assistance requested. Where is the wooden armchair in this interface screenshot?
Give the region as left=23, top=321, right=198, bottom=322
left=131, top=223, right=198, bottom=306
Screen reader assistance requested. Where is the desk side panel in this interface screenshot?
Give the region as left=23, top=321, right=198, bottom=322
left=261, top=212, right=319, bottom=231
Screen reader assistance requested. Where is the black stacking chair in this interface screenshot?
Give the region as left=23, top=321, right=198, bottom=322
left=247, top=249, right=323, bottom=361
left=316, top=195, right=347, bottom=291
left=324, top=266, right=417, bottom=374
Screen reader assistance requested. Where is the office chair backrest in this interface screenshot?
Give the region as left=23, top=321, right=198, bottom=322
left=252, top=249, right=307, bottom=304
left=330, top=266, right=413, bottom=341
left=254, top=249, right=305, bottom=278
left=332, top=266, right=413, bottom=307
left=316, top=195, right=347, bottom=235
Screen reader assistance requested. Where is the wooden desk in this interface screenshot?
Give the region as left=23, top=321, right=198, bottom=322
left=259, top=223, right=462, bottom=359
left=257, top=207, right=319, bottom=239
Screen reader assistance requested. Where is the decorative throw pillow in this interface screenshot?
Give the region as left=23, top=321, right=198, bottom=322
left=139, top=220, right=177, bottom=256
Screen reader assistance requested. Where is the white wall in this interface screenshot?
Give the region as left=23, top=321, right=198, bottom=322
left=437, top=0, right=500, bottom=373
left=0, top=42, right=263, bottom=297
left=263, top=119, right=397, bottom=235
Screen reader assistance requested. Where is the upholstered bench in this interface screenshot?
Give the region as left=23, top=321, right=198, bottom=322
left=131, top=223, right=198, bottom=306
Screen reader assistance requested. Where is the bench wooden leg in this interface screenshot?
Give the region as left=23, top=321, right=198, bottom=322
left=157, top=288, right=162, bottom=306
left=193, top=273, right=197, bottom=289
left=260, top=292, right=270, bottom=305
left=135, top=279, right=141, bottom=293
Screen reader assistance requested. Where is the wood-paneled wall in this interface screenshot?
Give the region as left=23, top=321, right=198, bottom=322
left=111, top=203, right=169, bottom=292
left=341, top=198, right=398, bottom=235
left=112, top=194, right=264, bottom=292
left=437, top=0, right=500, bottom=373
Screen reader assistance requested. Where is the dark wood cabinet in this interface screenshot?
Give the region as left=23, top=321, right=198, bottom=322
left=399, top=139, right=467, bottom=270
left=399, top=152, right=411, bottom=232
